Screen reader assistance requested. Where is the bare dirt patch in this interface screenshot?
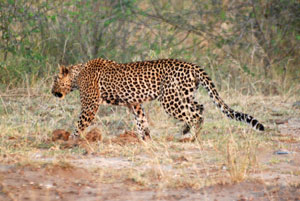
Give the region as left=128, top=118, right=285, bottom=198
left=52, top=129, right=71, bottom=141
left=110, top=130, right=140, bottom=145
left=278, top=118, right=300, bottom=137
left=85, top=128, right=103, bottom=142
left=1, top=94, right=300, bottom=200
left=1, top=164, right=300, bottom=201
left=52, top=128, right=103, bottom=143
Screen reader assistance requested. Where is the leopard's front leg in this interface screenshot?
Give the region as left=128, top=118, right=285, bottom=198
left=128, top=103, right=151, bottom=140
left=70, top=90, right=100, bottom=139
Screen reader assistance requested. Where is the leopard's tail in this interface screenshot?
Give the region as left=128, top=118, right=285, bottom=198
left=195, top=68, right=264, bottom=131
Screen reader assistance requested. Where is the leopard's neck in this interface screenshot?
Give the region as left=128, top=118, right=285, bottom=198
left=70, top=63, right=83, bottom=90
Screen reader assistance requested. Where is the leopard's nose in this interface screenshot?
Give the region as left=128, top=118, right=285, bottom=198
left=52, top=91, right=63, bottom=98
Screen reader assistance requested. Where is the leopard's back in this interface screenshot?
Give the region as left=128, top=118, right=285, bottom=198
left=79, top=58, right=195, bottom=104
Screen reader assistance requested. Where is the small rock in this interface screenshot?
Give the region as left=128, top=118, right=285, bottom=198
left=274, top=150, right=290, bottom=155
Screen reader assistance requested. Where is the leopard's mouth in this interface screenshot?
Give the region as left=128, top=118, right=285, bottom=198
left=52, top=91, right=64, bottom=99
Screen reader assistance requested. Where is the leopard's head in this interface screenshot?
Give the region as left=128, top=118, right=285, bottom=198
left=51, top=65, right=72, bottom=99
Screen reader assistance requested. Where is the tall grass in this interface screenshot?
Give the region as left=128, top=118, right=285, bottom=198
left=1, top=77, right=299, bottom=188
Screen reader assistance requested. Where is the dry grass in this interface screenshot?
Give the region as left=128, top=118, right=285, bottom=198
left=0, top=80, right=300, bottom=200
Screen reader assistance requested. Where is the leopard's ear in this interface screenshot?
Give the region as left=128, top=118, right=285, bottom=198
left=59, top=65, right=69, bottom=76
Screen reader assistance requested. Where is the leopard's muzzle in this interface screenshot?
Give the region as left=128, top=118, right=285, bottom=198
left=52, top=91, right=63, bottom=98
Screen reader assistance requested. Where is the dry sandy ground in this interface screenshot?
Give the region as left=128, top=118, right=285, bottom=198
left=1, top=163, right=299, bottom=201
left=1, top=118, right=300, bottom=201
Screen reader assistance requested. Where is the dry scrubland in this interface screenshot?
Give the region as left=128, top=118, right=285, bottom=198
left=1, top=0, right=300, bottom=200
left=0, top=80, right=300, bottom=201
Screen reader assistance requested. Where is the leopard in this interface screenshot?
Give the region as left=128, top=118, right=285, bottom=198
left=51, top=58, right=264, bottom=141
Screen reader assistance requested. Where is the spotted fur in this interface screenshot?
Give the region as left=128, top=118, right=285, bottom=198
left=52, top=58, right=264, bottom=140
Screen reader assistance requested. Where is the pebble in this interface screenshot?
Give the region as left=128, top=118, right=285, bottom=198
left=274, top=150, right=290, bottom=155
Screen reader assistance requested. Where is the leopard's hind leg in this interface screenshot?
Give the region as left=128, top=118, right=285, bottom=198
left=180, top=100, right=204, bottom=141
left=159, top=77, right=204, bottom=141
left=178, top=98, right=204, bottom=141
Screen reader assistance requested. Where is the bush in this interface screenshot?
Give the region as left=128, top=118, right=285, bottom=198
left=1, top=0, right=299, bottom=94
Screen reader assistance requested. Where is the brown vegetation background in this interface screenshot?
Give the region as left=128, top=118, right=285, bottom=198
left=1, top=0, right=299, bottom=94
